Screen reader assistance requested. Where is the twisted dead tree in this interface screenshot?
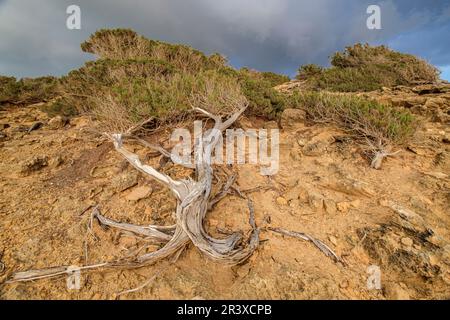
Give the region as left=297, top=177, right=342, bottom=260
left=9, top=105, right=259, bottom=283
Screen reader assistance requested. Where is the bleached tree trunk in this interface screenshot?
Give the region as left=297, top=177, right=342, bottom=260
left=9, top=106, right=259, bottom=282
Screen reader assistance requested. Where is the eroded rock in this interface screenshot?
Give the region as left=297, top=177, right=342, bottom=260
left=280, top=108, right=306, bottom=128
left=20, top=156, right=48, bottom=175
left=125, top=185, right=152, bottom=201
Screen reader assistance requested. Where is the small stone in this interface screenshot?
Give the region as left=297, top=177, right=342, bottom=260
left=323, top=199, right=337, bottom=214
left=423, top=171, right=448, bottom=180
left=339, top=280, right=349, bottom=289
left=111, top=172, right=139, bottom=192
left=280, top=108, right=306, bottom=128
left=337, top=202, right=351, bottom=213
left=48, top=116, right=68, bottom=130
left=401, top=237, right=413, bottom=247
left=276, top=197, right=288, bottom=206
left=302, top=132, right=335, bottom=156
left=50, top=155, right=64, bottom=168
left=428, top=254, right=440, bottom=266
left=20, top=155, right=48, bottom=175
left=289, top=199, right=300, bottom=208
left=125, top=186, right=152, bottom=201
left=307, top=192, right=324, bottom=210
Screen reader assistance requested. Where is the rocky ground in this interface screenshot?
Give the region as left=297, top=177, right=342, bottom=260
left=0, top=85, right=449, bottom=299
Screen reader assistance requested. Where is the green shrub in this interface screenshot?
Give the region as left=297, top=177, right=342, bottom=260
left=296, top=64, right=324, bottom=80
left=259, top=71, right=290, bottom=87
left=56, top=29, right=289, bottom=127
left=40, top=99, right=78, bottom=118
left=292, top=91, right=416, bottom=146
left=237, top=68, right=288, bottom=118
left=0, top=76, right=21, bottom=103
left=0, top=76, right=58, bottom=105
left=296, top=43, right=440, bottom=92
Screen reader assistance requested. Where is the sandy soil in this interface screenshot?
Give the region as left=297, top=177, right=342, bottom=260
left=0, top=101, right=449, bottom=299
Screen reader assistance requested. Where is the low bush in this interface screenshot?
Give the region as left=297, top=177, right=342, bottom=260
left=0, top=76, right=57, bottom=105
left=56, top=29, right=288, bottom=129
left=296, top=43, right=440, bottom=92
left=292, top=91, right=416, bottom=146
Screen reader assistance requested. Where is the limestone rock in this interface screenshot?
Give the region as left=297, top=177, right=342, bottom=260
left=401, top=237, right=413, bottom=247
left=276, top=197, right=288, bottom=206
left=307, top=191, right=324, bottom=210
left=322, top=176, right=375, bottom=197
left=323, top=199, right=337, bottom=214
left=125, top=185, right=152, bottom=201
left=111, top=172, right=139, bottom=192
left=20, top=156, right=48, bottom=175
left=280, top=108, right=306, bottom=128
left=48, top=116, right=68, bottom=130
left=263, top=121, right=279, bottom=129
left=337, top=202, right=351, bottom=213
left=302, top=132, right=335, bottom=156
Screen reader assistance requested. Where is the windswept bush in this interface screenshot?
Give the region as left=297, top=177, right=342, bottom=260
left=57, top=29, right=288, bottom=127
left=292, top=91, right=416, bottom=168
left=296, top=64, right=324, bottom=80
left=293, top=91, right=415, bottom=146
left=237, top=68, right=289, bottom=118
left=296, top=43, right=440, bottom=92
left=0, top=76, right=57, bottom=105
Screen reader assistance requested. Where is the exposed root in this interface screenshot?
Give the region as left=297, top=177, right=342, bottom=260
left=370, top=149, right=401, bottom=169
left=7, top=263, right=108, bottom=283
left=93, top=207, right=175, bottom=243
left=268, top=227, right=344, bottom=264
left=117, top=266, right=166, bottom=296
left=8, top=104, right=260, bottom=284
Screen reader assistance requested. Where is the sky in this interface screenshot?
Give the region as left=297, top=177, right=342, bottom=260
left=0, top=0, right=449, bottom=80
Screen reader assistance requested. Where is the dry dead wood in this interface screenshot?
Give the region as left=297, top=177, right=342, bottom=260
left=8, top=105, right=259, bottom=283
left=268, top=227, right=343, bottom=264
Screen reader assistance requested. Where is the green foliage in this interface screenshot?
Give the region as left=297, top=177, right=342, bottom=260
left=237, top=68, right=289, bottom=118
left=296, top=43, right=440, bottom=92
left=296, top=64, right=323, bottom=80
left=40, top=99, right=78, bottom=118
left=57, top=29, right=289, bottom=126
left=0, top=76, right=21, bottom=103
left=292, top=91, right=416, bottom=145
left=259, top=71, right=290, bottom=87
left=0, top=76, right=58, bottom=105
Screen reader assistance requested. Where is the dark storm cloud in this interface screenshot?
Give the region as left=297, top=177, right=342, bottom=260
left=0, top=0, right=449, bottom=78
